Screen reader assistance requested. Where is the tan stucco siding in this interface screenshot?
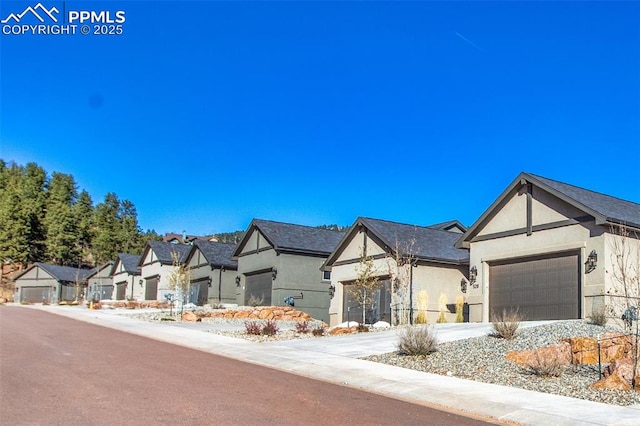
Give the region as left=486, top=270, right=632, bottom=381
left=603, top=231, right=640, bottom=317
left=467, top=222, right=603, bottom=322
left=478, top=192, right=527, bottom=236
left=411, top=263, right=468, bottom=323
left=531, top=189, right=585, bottom=226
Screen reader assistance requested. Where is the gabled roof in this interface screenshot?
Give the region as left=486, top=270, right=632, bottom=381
left=324, top=217, right=470, bottom=267
left=14, top=262, right=95, bottom=283
left=116, top=253, right=141, bottom=275
left=232, top=219, right=345, bottom=257
left=85, top=261, right=114, bottom=279
left=186, top=240, right=238, bottom=269
left=457, top=172, right=640, bottom=248
left=427, top=219, right=467, bottom=233
left=163, top=233, right=211, bottom=244
left=139, top=241, right=191, bottom=266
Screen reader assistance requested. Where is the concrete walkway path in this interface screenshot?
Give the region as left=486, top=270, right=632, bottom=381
left=18, top=305, right=640, bottom=425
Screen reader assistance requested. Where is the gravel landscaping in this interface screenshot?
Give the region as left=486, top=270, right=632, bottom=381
left=130, top=309, right=640, bottom=406
left=364, top=321, right=640, bottom=406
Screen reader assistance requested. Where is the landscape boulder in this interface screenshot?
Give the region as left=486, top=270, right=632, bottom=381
left=181, top=311, right=199, bottom=322
left=506, top=342, right=572, bottom=368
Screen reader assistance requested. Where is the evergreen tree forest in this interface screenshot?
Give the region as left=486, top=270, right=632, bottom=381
left=0, top=159, right=161, bottom=271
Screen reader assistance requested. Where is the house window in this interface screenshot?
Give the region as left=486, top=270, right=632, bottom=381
left=322, top=270, right=331, bottom=281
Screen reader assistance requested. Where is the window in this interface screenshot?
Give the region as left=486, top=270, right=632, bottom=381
left=322, top=270, right=331, bottom=281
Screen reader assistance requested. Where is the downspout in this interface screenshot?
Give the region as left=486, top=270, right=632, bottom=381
left=218, top=267, right=223, bottom=303
left=409, top=263, right=414, bottom=325
left=130, top=276, right=134, bottom=300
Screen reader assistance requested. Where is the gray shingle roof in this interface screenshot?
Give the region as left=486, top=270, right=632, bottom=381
left=235, top=219, right=345, bottom=256
left=36, top=263, right=95, bottom=283
left=147, top=241, right=191, bottom=264
left=360, top=217, right=469, bottom=264
left=192, top=240, right=238, bottom=269
left=427, top=220, right=467, bottom=232
left=528, top=173, right=640, bottom=228
left=117, top=254, right=141, bottom=274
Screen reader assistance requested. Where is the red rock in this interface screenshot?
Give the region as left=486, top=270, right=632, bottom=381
left=591, top=373, right=632, bottom=391
left=506, top=342, right=572, bottom=368
left=562, top=337, right=598, bottom=364
left=234, top=311, right=250, bottom=319
left=182, top=311, right=198, bottom=322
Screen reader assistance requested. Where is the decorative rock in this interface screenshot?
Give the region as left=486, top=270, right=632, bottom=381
left=562, top=337, right=598, bottom=364
left=329, top=326, right=358, bottom=335
left=506, top=342, right=572, bottom=368
left=234, top=311, right=250, bottom=319
left=603, top=358, right=637, bottom=383
left=591, top=373, right=632, bottom=391
left=182, top=311, right=199, bottom=322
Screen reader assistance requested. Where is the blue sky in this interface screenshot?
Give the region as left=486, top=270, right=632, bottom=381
left=1, top=1, right=639, bottom=236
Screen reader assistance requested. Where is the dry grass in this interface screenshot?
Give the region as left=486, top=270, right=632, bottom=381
left=490, top=308, right=522, bottom=340
left=397, top=326, right=438, bottom=356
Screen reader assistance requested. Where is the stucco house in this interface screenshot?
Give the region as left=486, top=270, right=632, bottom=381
left=13, top=263, right=95, bottom=303
left=138, top=241, right=191, bottom=301
left=323, top=217, right=469, bottom=326
left=232, top=219, right=345, bottom=323
left=111, top=254, right=142, bottom=300
left=456, top=172, right=640, bottom=322
left=184, top=240, right=238, bottom=305
left=86, top=261, right=114, bottom=301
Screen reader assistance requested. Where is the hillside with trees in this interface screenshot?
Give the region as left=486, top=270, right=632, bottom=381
left=0, top=160, right=161, bottom=294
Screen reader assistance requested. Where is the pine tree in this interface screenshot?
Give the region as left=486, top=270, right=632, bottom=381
left=74, top=190, right=94, bottom=264
left=44, top=172, right=79, bottom=265
left=21, top=163, right=47, bottom=263
left=0, top=163, right=30, bottom=264
left=92, top=193, right=121, bottom=264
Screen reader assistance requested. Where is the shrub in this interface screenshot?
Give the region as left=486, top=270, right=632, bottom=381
left=416, top=291, right=429, bottom=324
left=436, top=293, right=448, bottom=323
left=245, top=321, right=262, bottom=335
left=295, top=321, right=310, bottom=334
left=356, top=323, right=369, bottom=332
left=455, top=295, right=464, bottom=323
left=311, top=325, right=326, bottom=336
left=247, top=295, right=264, bottom=307
left=490, top=308, right=522, bottom=340
left=20, top=300, right=29, bottom=305
left=524, top=353, right=565, bottom=378
left=397, top=326, right=438, bottom=356
left=261, top=319, right=279, bottom=336
left=589, top=305, right=608, bottom=327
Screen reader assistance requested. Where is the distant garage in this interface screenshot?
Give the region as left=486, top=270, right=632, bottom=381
left=489, top=252, right=580, bottom=321
left=20, top=286, right=55, bottom=303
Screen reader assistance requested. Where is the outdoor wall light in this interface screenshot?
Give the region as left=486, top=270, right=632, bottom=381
left=329, top=284, right=336, bottom=298
left=235, top=275, right=241, bottom=286
left=207, top=277, right=213, bottom=288
left=469, top=266, right=477, bottom=284
left=271, top=268, right=278, bottom=280
left=585, top=250, right=598, bottom=273
left=139, top=279, right=143, bottom=287
left=460, top=278, right=467, bottom=294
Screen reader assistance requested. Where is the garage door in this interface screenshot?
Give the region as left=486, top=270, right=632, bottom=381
left=20, top=286, right=54, bottom=303
left=145, top=277, right=158, bottom=300
left=343, top=280, right=391, bottom=324
left=489, top=252, right=580, bottom=321
left=115, top=282, right=126, bottom=300
left=244, top=272, right=272, bottom=306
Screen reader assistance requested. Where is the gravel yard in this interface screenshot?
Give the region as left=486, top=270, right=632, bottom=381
left=130, top=309, right=640, bottom=406
left=365, top=321, right=640, bottom=406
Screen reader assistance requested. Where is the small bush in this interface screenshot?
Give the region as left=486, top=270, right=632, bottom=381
left=397, top=326, right=438, bottom=356
left=455, top=295, right=464, bottom=323
left=20, top=300, right=30, bottom=305
left=589, top=306, right=608, bottom=327
left=311, top=325, right=326, bottom=336
left=261, top=319, right=279, bottom=336
left=295, top=321, right=310, bottom=334
left=245, top=321, right=262, bottom=335
left=436, top=292, right=448, bottom=323
left=356, top=323, right=369, bottom=332
left=247, top=295, right=264, bottom=307
left=415, top=291, right=429, bottom=324
left=524, top=353, right=565, bottom=378
left=490, top=309, right=522, bottom=340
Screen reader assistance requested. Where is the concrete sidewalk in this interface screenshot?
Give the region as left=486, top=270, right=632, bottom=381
left=22, top=305, right=640, bottom=425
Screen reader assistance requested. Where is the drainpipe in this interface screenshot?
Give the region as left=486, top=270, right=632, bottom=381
left=218, top=267, right=223, bottom=303
left=409, top=263, right=414, bottom=325
left=130, top=276, right=134, bottom=300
